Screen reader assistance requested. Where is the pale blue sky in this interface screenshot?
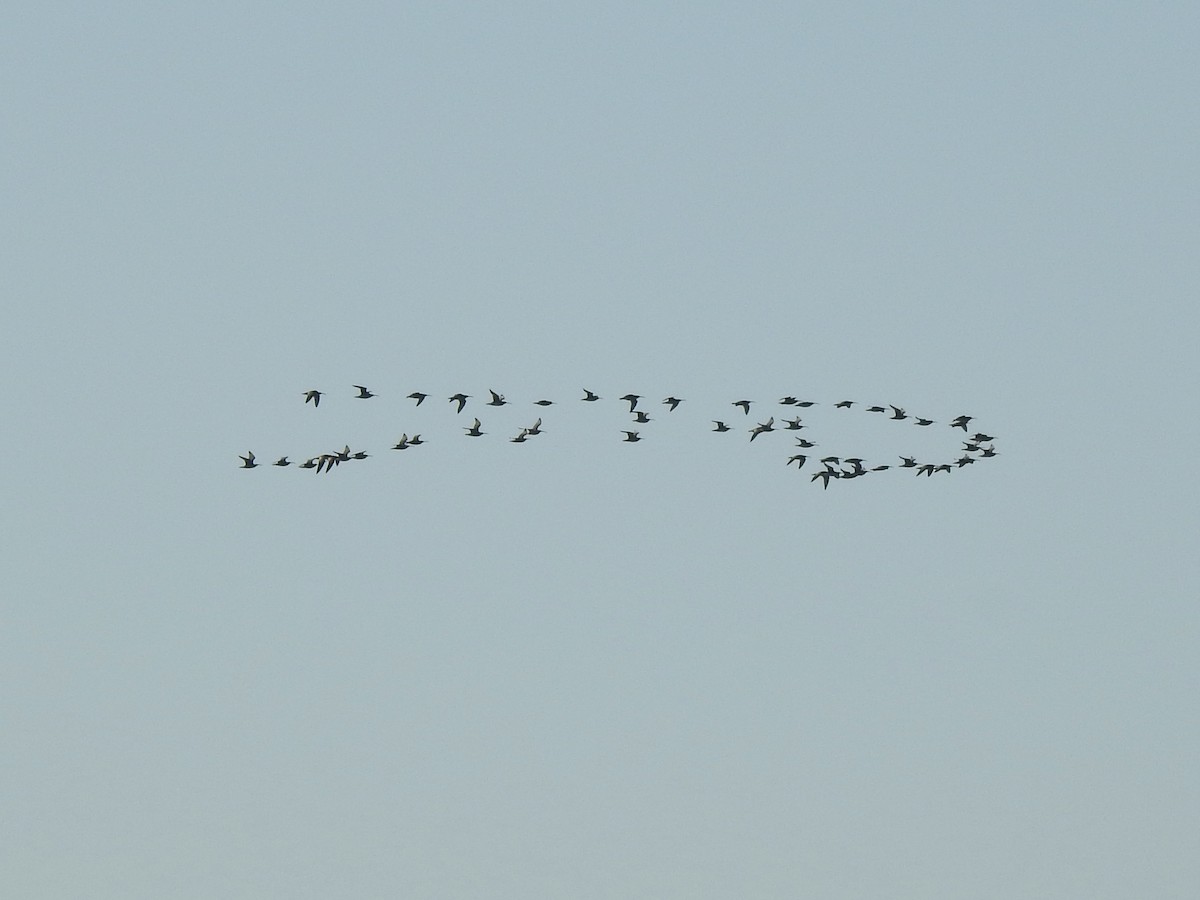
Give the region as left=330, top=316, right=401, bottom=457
left=3, top=3, right=1198, bottom=898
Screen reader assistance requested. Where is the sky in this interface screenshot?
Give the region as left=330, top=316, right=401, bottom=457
left=3, top=3, right=1199, bottom=897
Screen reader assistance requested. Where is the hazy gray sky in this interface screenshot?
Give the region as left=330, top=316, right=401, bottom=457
left=3, top=3, right=1198, bottom=898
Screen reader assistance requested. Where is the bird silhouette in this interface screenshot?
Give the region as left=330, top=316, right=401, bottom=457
left=712, top=421, right=731, bottom=432
left=464, top=418, right=484, bottom=437
left=239, top=452, right=258, bottom=469
left=449, top=393, right=470, bottom=413
left=663, top=397, right=683, bottom=411
left=749, top=417, right=775, bottom=441
left=407, top=391, right=428, bottom=406
left=733, top=400, right=752, bottom=415
left=303, top=390, right=322, bottom=408
left=487, top=390, right=506, bottom=406
left=582, top=389, right=601, bottom=402
left=353, top=385, right=375, bottom=399
left=273, top=456, right=291, bottom=467
left=621, top=394, right=640, bottom=412
left=622, top=431, right=641, bottom=442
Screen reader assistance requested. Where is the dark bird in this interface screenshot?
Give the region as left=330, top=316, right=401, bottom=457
left=582, top=389, right=601, bottom=402
left=621, top=394, right=640, bottom=412
left=407, top=391, right=428, bottom=406
left=749, top=417, right=775, bottom=441
left=239, top=452, right=258, bottom=469
left=408, top=434, right=424, bottom=446
left=962, top=441, right=981, bottom=453
left=526, top=418, right=543, bottom=436
left=712, top=421, right=731, bottom=432
left=972, top=433, right=995, bottom=443
left=950, top=415, right=973, bottom=431
left=787, top=454, right=808, bottom=469
left=955, top=455, right=976, bottom=467
left=843, top=458, right=866, bottom=476
left=733, top=400, right=752, bottom=415
left=487, top=390, right=507, bottom=406
left=351, top=450, right=368, bottom=460
left=663, top=397, right=683, bottom=411
left=303, top=390, right=322, bottom=408
left=917, top=464, right=936, bottom=476
left=353, top=385, right=375, bottom=399
left=820, top=456, right=841, bottom=464
left=812, top=470, right=839, bottom=489
left=298, top=457, right=318, bottom=470
left=871, top=464, right=890, bottom=472
left=392, top=435, right=410, bottom=450
left=914, top=418, right=934, bottom=426
left=511, top=430, right=528, bottom=443
left=899, top=456, right=918, bottom=468
left=273, top=456, right=292, bottom=467
left=935, top=464, right=952, bottom=474
left=979, top=445, right=998, bottom=458
left=835, top=400, right=854, bottom=409
left=534, top=399, right=554, bottom=407
left=464, top=418, right=484, bottom=437
left=795, top=438, right=817, bottom=448
left=795, top=400, right=817, bottom=408
left=783, top=417, right=804, bottom=430
left=866, top=405, right=886, bottom=413
left=779, top=396, right=797, bottom=405
left=622, top=431, right=641, bottom=442
left=889, top=405, right=907, bottom=420
left=632, top=410, right=653, bottom=424
left=449, top=393, right=470, bottom=413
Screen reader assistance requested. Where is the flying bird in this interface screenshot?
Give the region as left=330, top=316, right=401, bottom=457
left=749, top=417, right=775, bottom=441
left=950, top=415, right=973, bottom=431
left=464, top=418, right=484, bottom=437
left=663, top=397, right=683, bottom=411
left=239, top=452, right=258, bottom=469
left=812, top=470, right=839, bottom=489
left=487, top=390, right=507, bottom=406
left=534, top=399, right=554, bottom=407
left=835, top=400, right=854, bottom=409
left=526, top=418, right=543, bottom=436
left=621, top=394, right=640, bottom=412
left=712, top=421, right=731, bottom=432
left=449, top=393, right=470, bottom=413
left=582, top=389, right=601, bottom=402
left=353, top=385, right=375, bottom=399
left=632, top=411, right=653, bottom=423
left=787, top=454, right=808, bottom=469
left=273, top=456, right=291, bottom=467
left=914, top=418, right=934, bottom=426
left=407, top=391, right=428, bottom=406
left=733, top=400, right=752, bottom=415
left=303, top=390, right=322, bottom=408
left=622, top=431, right=641, bottom=442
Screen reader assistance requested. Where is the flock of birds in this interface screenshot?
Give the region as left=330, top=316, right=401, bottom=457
left=238, top=386, right=999, bottom=487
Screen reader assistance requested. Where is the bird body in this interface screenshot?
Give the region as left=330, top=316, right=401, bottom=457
left=449, top=393, right=470, bottom=413
left=353, top=385, right=375, bottom=399
left=303, top=390, right=322, bottom=407
left=239, top=452, right=258, bottom=468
